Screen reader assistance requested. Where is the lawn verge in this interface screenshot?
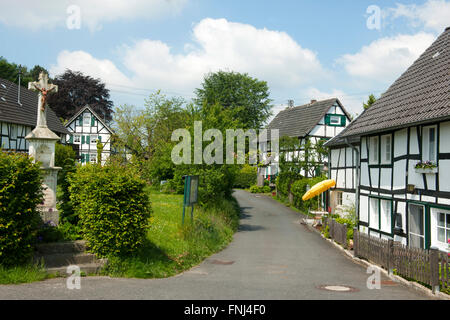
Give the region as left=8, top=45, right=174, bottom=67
left=101, top=189, right=240, bottom=278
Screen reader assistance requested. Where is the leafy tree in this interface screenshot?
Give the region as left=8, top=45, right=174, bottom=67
left=195, top=71, right=272, bottom=129
left=363, top=94, right=377, bottom=110
left=113, top=91, right=190, bottom=183
left=0, top=57, right=48, bottom=87
left=47, top=70, right=114, bottom=122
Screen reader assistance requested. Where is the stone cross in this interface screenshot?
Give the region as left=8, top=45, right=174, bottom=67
left=28, top=72, right=58, bottom=128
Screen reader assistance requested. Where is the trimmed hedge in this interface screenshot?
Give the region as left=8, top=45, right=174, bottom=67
left=68, top=164, right=152, bottom=257
left=0, top=151, right=43, bottom=266
left=234, top=164, right=257, bottom=189
left=290, top=176, right=326, bottom=211
left=249, top=185, right=271, bottom=193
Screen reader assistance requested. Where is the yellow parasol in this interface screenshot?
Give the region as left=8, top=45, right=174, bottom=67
left=302, top=179, right=336, bottom=201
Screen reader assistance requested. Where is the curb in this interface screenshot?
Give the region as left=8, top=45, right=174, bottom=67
left=302, top=221, right=450, bottom=300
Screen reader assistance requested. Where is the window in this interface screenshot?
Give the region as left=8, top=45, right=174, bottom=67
left=369, top=136, right=379, bottom=164
left=409, top=204, right=425, bottom=249
left=91, top=135, right=98, bottom=144
left=325, top=114, right=346, bottom=127
left=337, top=192, right=343, bottom=206
left=90, top=153, right=97, bottom=164
left=380, top=199, right=392, bottom=233
left=83, top=114, right=91, bottom=126
left=381, top=135, right=391, bottom=164
left=369, top=198, right=379, bottom=229
left=437, top=212, right=450, bottom=244
left=74, top=135, right=80, bottom=143
left=10, top=125, right=17, bottom=140
left=423, top=126, right=437, bottom=163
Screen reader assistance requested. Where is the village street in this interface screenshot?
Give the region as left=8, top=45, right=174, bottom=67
left=0, top=190, right=432, bottom=300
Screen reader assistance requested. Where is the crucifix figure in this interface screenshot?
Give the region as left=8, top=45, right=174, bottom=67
left=28, top=72, right=58, bottom=127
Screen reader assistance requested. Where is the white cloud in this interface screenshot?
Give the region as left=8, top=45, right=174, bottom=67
left=50, top=18, right=326, bottom=100
left=337, top=32, right=436, bottom=84
left=385, top=0, right=450, bottom=33
left=50, top=50, right=133, bottom=86
left=0, top=0, right=187, bottom=31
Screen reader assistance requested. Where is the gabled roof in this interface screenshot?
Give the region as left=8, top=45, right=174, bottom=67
left=337, top=27, right=450, bottom=140
left=65, top=105, right=114, bottom=134
left=263, top=98, right=351, bottom=140
left=0, top=78, right=69, bottom=135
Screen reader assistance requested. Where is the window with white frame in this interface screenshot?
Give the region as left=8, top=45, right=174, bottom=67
left=83, top=113, right=91, bottom=126
left=423, top=126, right=437, bottom=163
left=337, top=192, right=343, bottom=206
left=74, top=134, right=80, bottom=143
left=437, top=211, right=450, bottom=245
left=329, top=115, right=341, bottom=125
left=381, top=135, right=392, bottom=164
left=90, top=153, right=97, bottom=163
left=91, top=135, right=98, bottom=144
left=380, top=199, right=392, bottom=233
left=369, top=136, right=379, bottom=164
left=369, top=198, right=379, bottom=229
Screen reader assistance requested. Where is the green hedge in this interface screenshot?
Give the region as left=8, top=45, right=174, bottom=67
left=0, top=151, right=43, bottom=266
left=249, top=185, right=271, bottom=193
left=234, top=164, right=257, bottom=189
left=275, top=170, right=302, bottom=199
left=290, top=176, right=326, bottom=211
left=68, top=164, right=152, bottom=257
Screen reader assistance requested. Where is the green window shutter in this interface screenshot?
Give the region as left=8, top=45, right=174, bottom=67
left=91, top=116, right=95, bottom=126
left=87, top=135, right=90, bottom=144
left=79, top=117, right=83, bottom=126
left=69, top=135, right=73, bottom=144
left=81, top=154, right=85, bottom=163
left=86, top=154, right=90, bottom=162
left=342, top=117, right=347, bottom=126
left=81, top=135, right=85, bottom=144
left=98, top=135, right=102, bottom=142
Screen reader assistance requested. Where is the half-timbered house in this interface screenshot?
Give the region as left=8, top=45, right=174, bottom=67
left=64, top=105, right=114, bottom=165
left=260, top=98, right=352, bottom=179
left=0, top=78, right=68, bottom=152
left=325, top=27, right=450, bottom=251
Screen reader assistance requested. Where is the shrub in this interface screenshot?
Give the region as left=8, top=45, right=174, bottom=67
left=262, top=186, right=271, bottom=193
left=55, top=143, right=78, bottom=225
left=275, top=170, right=302, bottom=199
left=0, top=151, right=43, bottom=266
left=68, top=164, right=152, bottom=257
left=233, top=164, right=257, bottom=189
left=249, top=185, right=262, bottom=193
left=290, top=176, right=327, bottom=211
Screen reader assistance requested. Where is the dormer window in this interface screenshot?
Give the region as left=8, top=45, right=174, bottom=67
left=83, top=114, right=91, bottom=126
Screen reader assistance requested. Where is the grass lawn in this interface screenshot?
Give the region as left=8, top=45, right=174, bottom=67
left=0, top=264, right=50, bottom=285
left=101, top=188, right=240, bottom=278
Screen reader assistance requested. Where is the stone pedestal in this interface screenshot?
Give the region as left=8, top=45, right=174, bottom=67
left=26, top=124, right=61, bottom=225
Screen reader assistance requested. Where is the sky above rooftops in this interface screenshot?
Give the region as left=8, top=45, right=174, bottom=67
left=0, top=0, right=448, bottom=124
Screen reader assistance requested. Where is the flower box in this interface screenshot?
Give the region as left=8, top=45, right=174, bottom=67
left=414, top=167, right=438, bottom=174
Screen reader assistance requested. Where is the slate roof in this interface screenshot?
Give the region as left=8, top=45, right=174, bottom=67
left=335, top=27, right=450, bottom=141
left=261, top=98, right=351, bottom=141
left=0, top=78, right=69, bottom=135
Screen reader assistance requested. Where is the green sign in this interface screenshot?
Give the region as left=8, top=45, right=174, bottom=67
left=182, top=175, right=199, bottom=224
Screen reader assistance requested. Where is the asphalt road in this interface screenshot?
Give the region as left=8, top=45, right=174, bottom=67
left=0, top=189, right=432, bottom=300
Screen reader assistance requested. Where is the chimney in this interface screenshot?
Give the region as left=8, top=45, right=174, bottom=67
left=310, top=99, right=317, bottom=104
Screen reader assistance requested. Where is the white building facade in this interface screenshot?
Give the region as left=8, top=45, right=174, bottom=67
left=64, top=105, right=114, bottom=165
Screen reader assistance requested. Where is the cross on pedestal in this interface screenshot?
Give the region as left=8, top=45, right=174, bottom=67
left=28, top=72, right=58, bottom=128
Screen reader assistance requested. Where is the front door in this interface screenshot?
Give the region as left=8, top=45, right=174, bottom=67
left=408, top=204, right=425, bottom=249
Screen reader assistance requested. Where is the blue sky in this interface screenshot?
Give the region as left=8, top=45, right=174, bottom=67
left=1, top=0, right=449, bottom=120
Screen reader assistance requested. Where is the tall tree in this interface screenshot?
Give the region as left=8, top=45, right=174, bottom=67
left=195, top=71, right=272, bottom=129
left=47, top=70, right=114, bottom=122
left=363, top=94, right=377, bottom=110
